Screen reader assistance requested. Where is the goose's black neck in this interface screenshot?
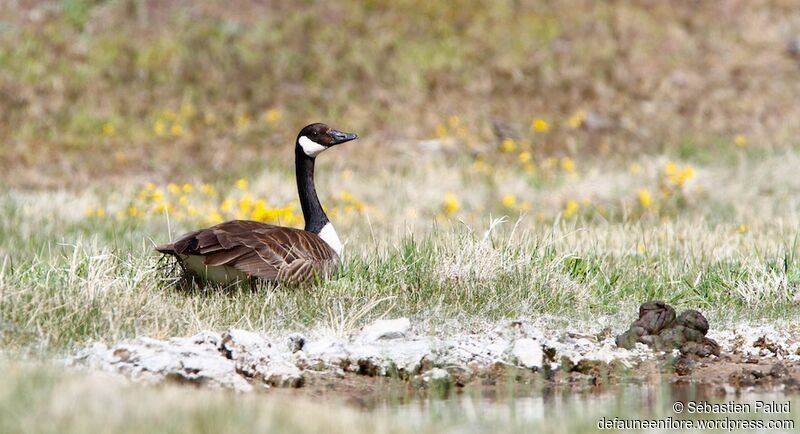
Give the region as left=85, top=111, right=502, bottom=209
left=295, top=146, right=329, bottom=233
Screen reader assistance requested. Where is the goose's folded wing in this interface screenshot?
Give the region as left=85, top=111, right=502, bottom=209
left=160, top=220, right=338, bottom=282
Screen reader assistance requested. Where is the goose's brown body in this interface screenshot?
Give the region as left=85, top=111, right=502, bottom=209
left=156, top=220, right=339, bottom=285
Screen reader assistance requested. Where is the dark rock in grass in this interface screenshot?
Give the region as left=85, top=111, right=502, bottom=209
left=615, top=301, right=719, bottom=358
left=638, top=334, right=663, bottom=348
left=635, top=301, right=676, bottom=334
left=658, top=326, right=688, bottom=349
left=681, top=338, right=721, bottom=357
left=676, top=309, right=709, bottom=335
left=287, top=333, right=306, bottom=353
left=615, top=326, right=646, bottom=350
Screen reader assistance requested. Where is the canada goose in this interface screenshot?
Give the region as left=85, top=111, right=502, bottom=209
left=155, top=123, right=358, bottom=285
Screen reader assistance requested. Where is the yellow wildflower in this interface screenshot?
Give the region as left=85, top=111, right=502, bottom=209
left=435, top=125, right=448, bottom=139
left=638, top=188, right=652, bottom=209
left=153, top=120, right=166, bottom=136
left=151, top=190, right=164, bottom=203
left=518, top=151, right=531, bottom=163
left=101, top=122, right=115, bottom=137
left=524, top=163, right=537, bottom=174
left=666, top=163, right=694, bottom=187
left=178, top=196, right=189, bottom=206
left=737, top=224, right=749, bottom=234
left=560, top=157, right=575, bottom=173
left=201, top=183, right=216, bottom=196
left=236, top=113, right=252, bottom=129
left=206, top=212, right=224, bottom=225
left=167, top=183, right=181, bottom=195
left=220, top=197, right=234, bottom=213
left=448, top=115, right=461, bottom=129
left=567, top=110, right=585, bottom=129
left=182, top=183, right=194, bottom=194
left=239, top=195, right=253, bottom=213
left=127, top=206, right=140, bottom=218
left=501, top=194, right=516, bottom=209
left=152, top=203, right=172, bottom=214
left=442, top=193, right=460, bottom=216
left=629, top=163, right=642, bottom=174
left=263, top=109, right=281, bottom=124
left=563, top=200, right=579, bottom=219
left=235, top=178, right=248, bottom=190
left=531, top=118, right=550, bottom=133
left=84, top=207, right=95, bottom=218
left=251, top=200, right=270, bottom=222
left=734, top=135, right=747, bottom=147
left=501, top=138, right=517, bottom=153
left=170, top=123, right=184, bottom=137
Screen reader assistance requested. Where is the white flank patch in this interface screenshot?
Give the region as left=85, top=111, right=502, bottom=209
left=318, top=222, right=343, bottom=256
left=298, top=136, right=328, bottom=157
left=182, top=255, right=249, bottom=285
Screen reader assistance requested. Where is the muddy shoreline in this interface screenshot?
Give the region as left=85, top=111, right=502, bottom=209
left=69, top=317, right=800, bottom=402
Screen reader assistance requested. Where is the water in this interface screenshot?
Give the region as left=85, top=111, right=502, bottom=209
left=352, top=381, right=800, bottom=433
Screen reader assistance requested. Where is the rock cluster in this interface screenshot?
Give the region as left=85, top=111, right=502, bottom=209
left=71, top=317, right=650, bottom=392
left=615, top=301, right=720, bottom=357
left=69, top=314, right=800, bottom=392
left=71, top=330, right=302, bottom=392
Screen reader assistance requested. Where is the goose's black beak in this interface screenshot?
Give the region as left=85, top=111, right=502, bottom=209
left=329, top=129, right=358, bottom=145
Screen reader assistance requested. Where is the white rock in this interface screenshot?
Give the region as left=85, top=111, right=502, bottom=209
left=303, top=336, right=350, bottom=367
left=512, top=338, right=543, bottom=369
left=72, top=337, right=252, bottom=392
left=357, top=318, right=411, bottom=343
left=423, top=368, right=450, bottom=383
left=220, top=329, right=303, bottom=387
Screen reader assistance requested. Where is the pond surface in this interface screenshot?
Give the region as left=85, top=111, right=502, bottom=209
left=346, top=381, right=800, bottom=433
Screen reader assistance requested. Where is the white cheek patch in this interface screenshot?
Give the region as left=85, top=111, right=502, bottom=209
left=298, top=136, right=328, bottom=157
left=318, top=222, right=343, bottom=256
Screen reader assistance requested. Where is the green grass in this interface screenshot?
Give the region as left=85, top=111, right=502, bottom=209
left=2, top=201, right=799, bottom=354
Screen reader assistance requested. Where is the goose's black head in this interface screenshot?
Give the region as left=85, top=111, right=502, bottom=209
left=296, top=123, right=358, bottom=158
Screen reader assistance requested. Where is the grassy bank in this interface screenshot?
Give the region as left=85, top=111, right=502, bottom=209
left=2, top=148, right=800, bottom=354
